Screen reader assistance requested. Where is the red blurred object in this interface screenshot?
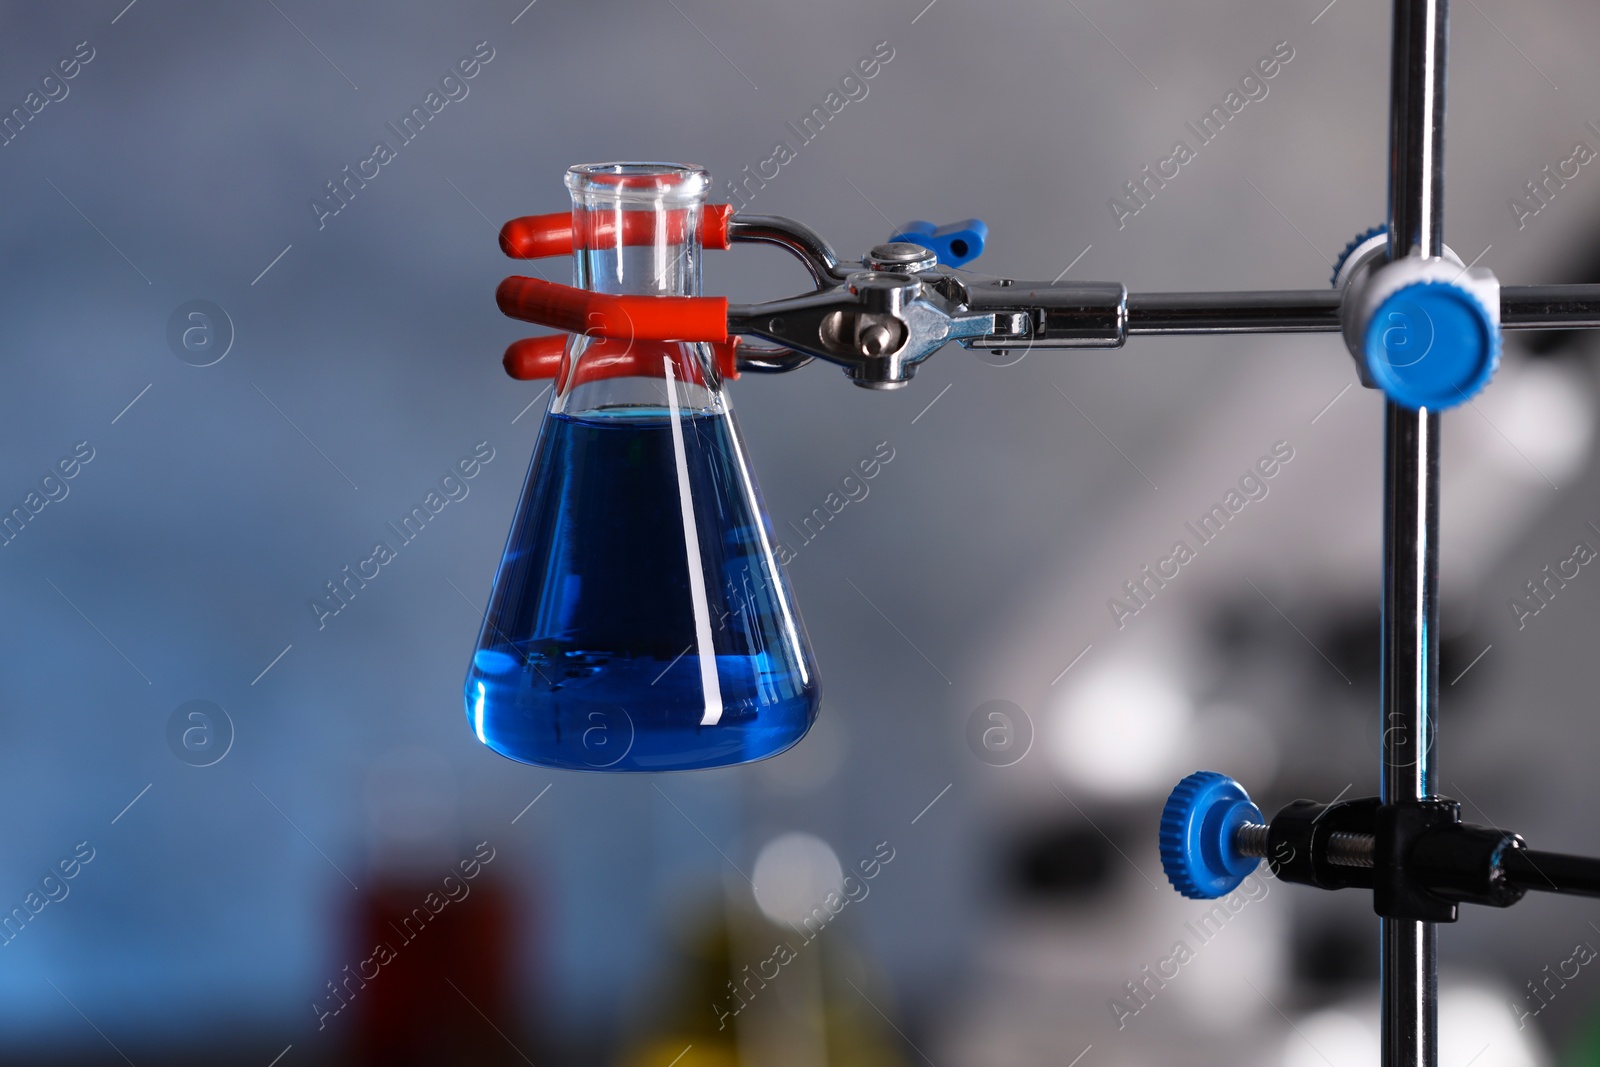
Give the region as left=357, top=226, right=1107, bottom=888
left=344, top=875, right=534, bottom=1067
left=499, top=203, right=733, bottom=258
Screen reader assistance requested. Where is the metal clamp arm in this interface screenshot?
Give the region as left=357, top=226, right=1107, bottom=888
left=725, top=214, right=848, bottom=286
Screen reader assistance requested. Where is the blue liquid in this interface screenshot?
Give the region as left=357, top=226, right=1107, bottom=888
left=465, top=408, right=819, bottom=771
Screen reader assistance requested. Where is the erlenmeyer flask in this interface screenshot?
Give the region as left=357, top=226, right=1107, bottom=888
left=466, top=162, right=820, bottom=772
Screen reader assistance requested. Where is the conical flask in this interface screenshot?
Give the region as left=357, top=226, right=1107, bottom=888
left=466, top=162, right=820, bottom=772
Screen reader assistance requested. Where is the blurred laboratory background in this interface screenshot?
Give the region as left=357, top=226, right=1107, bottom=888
left=3, top=0, right=1600, bottom=1063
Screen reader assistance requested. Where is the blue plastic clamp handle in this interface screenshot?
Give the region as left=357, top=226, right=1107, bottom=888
left=890, top=219, right=988, bottom=268
left=1159, top=771, right=1263, bottom=900
left=1363, top=280, right=1500, bottom=411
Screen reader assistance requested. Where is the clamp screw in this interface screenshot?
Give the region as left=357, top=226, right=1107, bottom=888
left=866, top=242, right=939, bottom=273
left=859, top=321, right=898, bottom=356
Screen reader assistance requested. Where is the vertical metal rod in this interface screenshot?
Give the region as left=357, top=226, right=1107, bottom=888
left=1382, top=2, right=1447, bottom=1066
left=1380, top=406, right=1440, bottom=1067
left=1387, top=0, right=1448, bottom=262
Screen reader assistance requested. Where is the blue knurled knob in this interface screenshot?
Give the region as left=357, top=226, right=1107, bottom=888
left=1159, top=771, right=1263, bottom=900
left=1360, top=276, right=1501, bottom=410
left=1331, top=224, right=1502, bottom=409
left=1332, top=224, right=1387, bottom=289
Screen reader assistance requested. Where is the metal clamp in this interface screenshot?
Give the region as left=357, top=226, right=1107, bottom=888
left=497, top=213, right=1134, bottom=389
left=496, top=207, right=1600, bottom=392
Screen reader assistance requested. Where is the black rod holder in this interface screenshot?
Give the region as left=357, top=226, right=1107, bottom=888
left=1242, top=791, right=1600, bottom=911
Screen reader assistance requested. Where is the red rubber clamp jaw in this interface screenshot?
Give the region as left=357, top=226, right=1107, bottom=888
left=496, top=202, right=737, bottom=385
left=504, top=335, right=741, bottom=388
left=499, top=204, right=734, bottom=258
left=496, top=276, right=729, bottom=343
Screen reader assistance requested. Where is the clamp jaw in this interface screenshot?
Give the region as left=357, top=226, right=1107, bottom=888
left=495, top=207, right=1127, bottom=390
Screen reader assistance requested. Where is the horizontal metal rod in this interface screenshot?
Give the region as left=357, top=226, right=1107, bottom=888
left=1501, top=286, right=1600, bottom=329
left=1127, top=290, right=1341, bottom=334
left=1123, top=284, right=1600, bottom=335
left=1503, top=848, right=1600, bottom=899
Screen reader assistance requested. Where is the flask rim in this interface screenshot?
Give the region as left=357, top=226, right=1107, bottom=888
left=565, top=162, right=709, bottom=205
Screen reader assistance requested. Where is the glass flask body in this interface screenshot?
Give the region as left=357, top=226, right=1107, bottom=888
left=466, top=163, right=819, bottom=771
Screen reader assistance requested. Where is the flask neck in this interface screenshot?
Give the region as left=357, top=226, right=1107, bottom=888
left=567, top=163, right=708, bottom=299
left=556, top=163, right=723, bottom=416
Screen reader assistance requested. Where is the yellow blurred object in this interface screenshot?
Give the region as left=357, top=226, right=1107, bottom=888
left=613, top=894, right=908, bottom=1067
left=620, top=1036, right=739, bottom=1067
